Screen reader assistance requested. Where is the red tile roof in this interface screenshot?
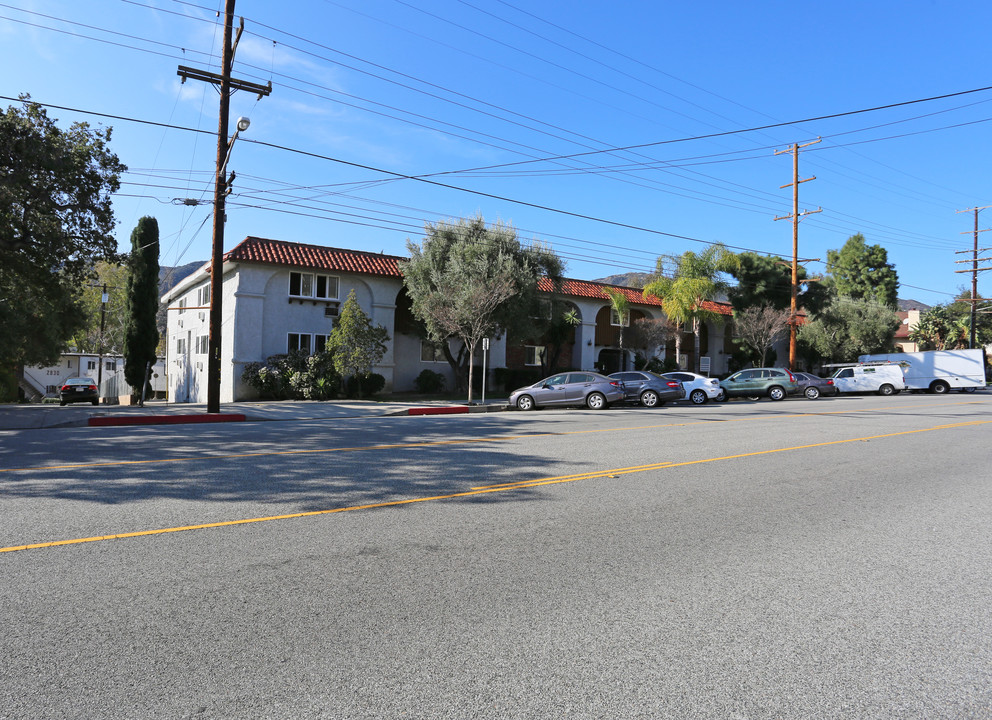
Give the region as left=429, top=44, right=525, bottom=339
left=540, top=277, right=733, bottom=315
left=225, top=237, right=403, bottom=277
left=224, top=237, right=735, bottom=314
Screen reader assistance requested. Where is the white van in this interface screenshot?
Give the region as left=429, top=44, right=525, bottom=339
left=830, top=363, right=906, bottom=395
left=859, top=349, right=986, bottom=394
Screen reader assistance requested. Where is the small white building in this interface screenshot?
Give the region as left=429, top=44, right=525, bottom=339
left=161, top=236, right=744, bottom=403
left=21, top=353, right=166, bottom=402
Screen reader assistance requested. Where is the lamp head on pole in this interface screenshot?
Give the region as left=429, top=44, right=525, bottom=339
left=236, top=116, right=250, bottom=132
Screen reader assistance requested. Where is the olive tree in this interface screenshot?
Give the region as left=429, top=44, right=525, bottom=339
left=402, top=216, right=564, bottom=402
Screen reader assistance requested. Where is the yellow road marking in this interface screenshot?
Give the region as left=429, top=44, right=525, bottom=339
left=2, top=418, right=988, bottom=554
left=1, top=399, right=984, bottom=475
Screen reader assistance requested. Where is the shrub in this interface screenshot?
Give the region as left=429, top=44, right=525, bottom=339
left=241, top=351, right=340, bottom=400
left=414, top=369, right=446, bottom=394
left=345, top=372, right=385, bottom=398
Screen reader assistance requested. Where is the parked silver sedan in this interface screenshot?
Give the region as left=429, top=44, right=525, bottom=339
left=608, top=371, right=684, bottom=407
left=662, top=371, right=723, bottom=405
left=509, top=371, right=624, bottom=411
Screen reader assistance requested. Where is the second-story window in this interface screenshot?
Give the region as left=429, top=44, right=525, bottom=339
left=289, top=271, right=339, bottom=300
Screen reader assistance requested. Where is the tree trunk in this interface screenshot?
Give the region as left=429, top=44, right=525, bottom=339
left=693, top=318, right=701, bottom=374
left=466, top=341, right=476, bottom=403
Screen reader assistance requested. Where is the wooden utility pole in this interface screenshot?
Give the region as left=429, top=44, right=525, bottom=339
left=954, top=205, right=992, bottom=349
left=177, top=0, right=270, bottom=413
left=774, top=139, right=821, bottom=370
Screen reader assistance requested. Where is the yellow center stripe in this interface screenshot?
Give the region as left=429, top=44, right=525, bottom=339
left=2, top=418, right=987, bottom=554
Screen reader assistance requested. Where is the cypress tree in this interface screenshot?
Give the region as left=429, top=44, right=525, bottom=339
left=123, top=217, right=160, bottom=402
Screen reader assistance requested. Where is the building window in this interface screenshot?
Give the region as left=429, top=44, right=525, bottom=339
left=47, top=385, right=59, bottom=395
left=195, top=335, right=209, bottom=354
left=105, top=360, right=116, bottom=371
left=421, top=341, right=446, bottom=363
left=197, top=284, right=211, bottom=307
left=288, top=333, right=331, bottom=355
left=177, top=297, right=186, bottom=315
left=524, top=345, right=545, bottom=366
left=87, top=360, right=96, bottom=371
left=176, top=338, right=186, bottom=355
left=289, top=271, right=339, bottom=300
left=610, top=309, right=630, bottom=327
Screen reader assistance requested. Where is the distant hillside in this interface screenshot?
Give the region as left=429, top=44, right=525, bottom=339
left=898, top=298, right=932, bottom=312
left=159, top=261, right=205, bottom=294
left=592, top=272, right=653, bottom=288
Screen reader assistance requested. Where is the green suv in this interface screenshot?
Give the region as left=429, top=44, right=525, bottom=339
left=718, top=368, right=798, bottom=401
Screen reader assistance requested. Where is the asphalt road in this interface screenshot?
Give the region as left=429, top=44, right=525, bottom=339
left=2, top=393, right=991, bottom=719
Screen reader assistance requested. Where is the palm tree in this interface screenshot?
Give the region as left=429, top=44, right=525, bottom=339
left=643, top=245, right=738, bottom=372
left=603, top=287, right=631, bottom=371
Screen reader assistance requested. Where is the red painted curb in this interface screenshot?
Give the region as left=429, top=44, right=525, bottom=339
left=88, top=414, right=247, bottom=427
left=407, top=406, right=469, bottom=416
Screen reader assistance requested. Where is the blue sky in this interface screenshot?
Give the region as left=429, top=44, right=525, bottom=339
left=3, top=0, right=991, bottom=305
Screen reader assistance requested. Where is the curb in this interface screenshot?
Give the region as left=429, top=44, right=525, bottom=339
left=88, top=413, right=247, bottom=427
left=402, top=404, right=509, bottom=417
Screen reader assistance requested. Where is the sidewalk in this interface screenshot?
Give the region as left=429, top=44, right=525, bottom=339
left=0, top=398, right=510, bottom=430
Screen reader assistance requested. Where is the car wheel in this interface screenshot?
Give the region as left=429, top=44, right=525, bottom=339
left=746, top=395, right=761, bottom=401
left=804, top=386, right=820, bottom=400
left=91, top=399, right=99, bottom=405
left=516, top=395, right=535, bottom=411
left=878, top=384, right=895, bottom=396
left=59, top=401, right=66, bottom=406
left=768, top=386, right=786, bottom=401
left=586, top=392, right=607, bottom=410
left=689, top=389, right=707, bottom=405
left=930, top=381, right=950, bottom=394
left=716, top=390, right=728, bottom=402
left=961, top=387, right=977, bottom=393
left=640, top=390, right=660, bottom=408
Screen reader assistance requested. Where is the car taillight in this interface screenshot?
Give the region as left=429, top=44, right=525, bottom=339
left=60, top=385, right=69, bottom=393
left=666, top=381, right=679, bottom=388
left=826, top=379, right=833, bottom=385
left=610, top=381, right=621, bottom=387
left=787, top=370, right=796, bottom=382
left=88, top=385, right=97, bottom=390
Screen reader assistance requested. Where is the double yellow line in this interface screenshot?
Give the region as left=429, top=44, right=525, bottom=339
left=2, top=418, right=988, bottom=554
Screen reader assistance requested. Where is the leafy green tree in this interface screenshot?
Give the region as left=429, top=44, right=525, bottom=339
left=643, top=244, right=738, bottom=372
left=727, top=251, right=831, bottom=315
left=72, top=261, right=128, bottom=354
left=328, top=289, right=389, bottom=396
left=603, top=287, right=631, bottom=371
left=534, top=300, right=579, bottom=375
left=826, top=233, right=899, bottom=309
left=402, top=216, right=564, bottom=401
left=1, top=96, right=125, bottom=367
left=797, top=296, right=900, bottom=364
left=123, top=217, right=160, bottom=401
left=909, top=305, right=969, bottom=350
left=945, top=292, right=992, bottom=349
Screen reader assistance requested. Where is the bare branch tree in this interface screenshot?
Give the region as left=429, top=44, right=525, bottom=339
left=733, top=305, right=791, bottom=367
left=627, top=317, right=673, bottom=365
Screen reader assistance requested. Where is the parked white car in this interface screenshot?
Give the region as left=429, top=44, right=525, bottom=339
left=662, top=371, right=723, bottom=405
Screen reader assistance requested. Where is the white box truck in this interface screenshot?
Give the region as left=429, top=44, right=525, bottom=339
left=829, top=363, right=907, bottom=395
left=858, top=349, right=986, bottom=394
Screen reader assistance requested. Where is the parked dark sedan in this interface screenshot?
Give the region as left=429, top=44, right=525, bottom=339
left=608, top=371, right=685, bottom=408
left=792, top=371, right=838, bottom=399
left=59, top=377, right=99, bottom=406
